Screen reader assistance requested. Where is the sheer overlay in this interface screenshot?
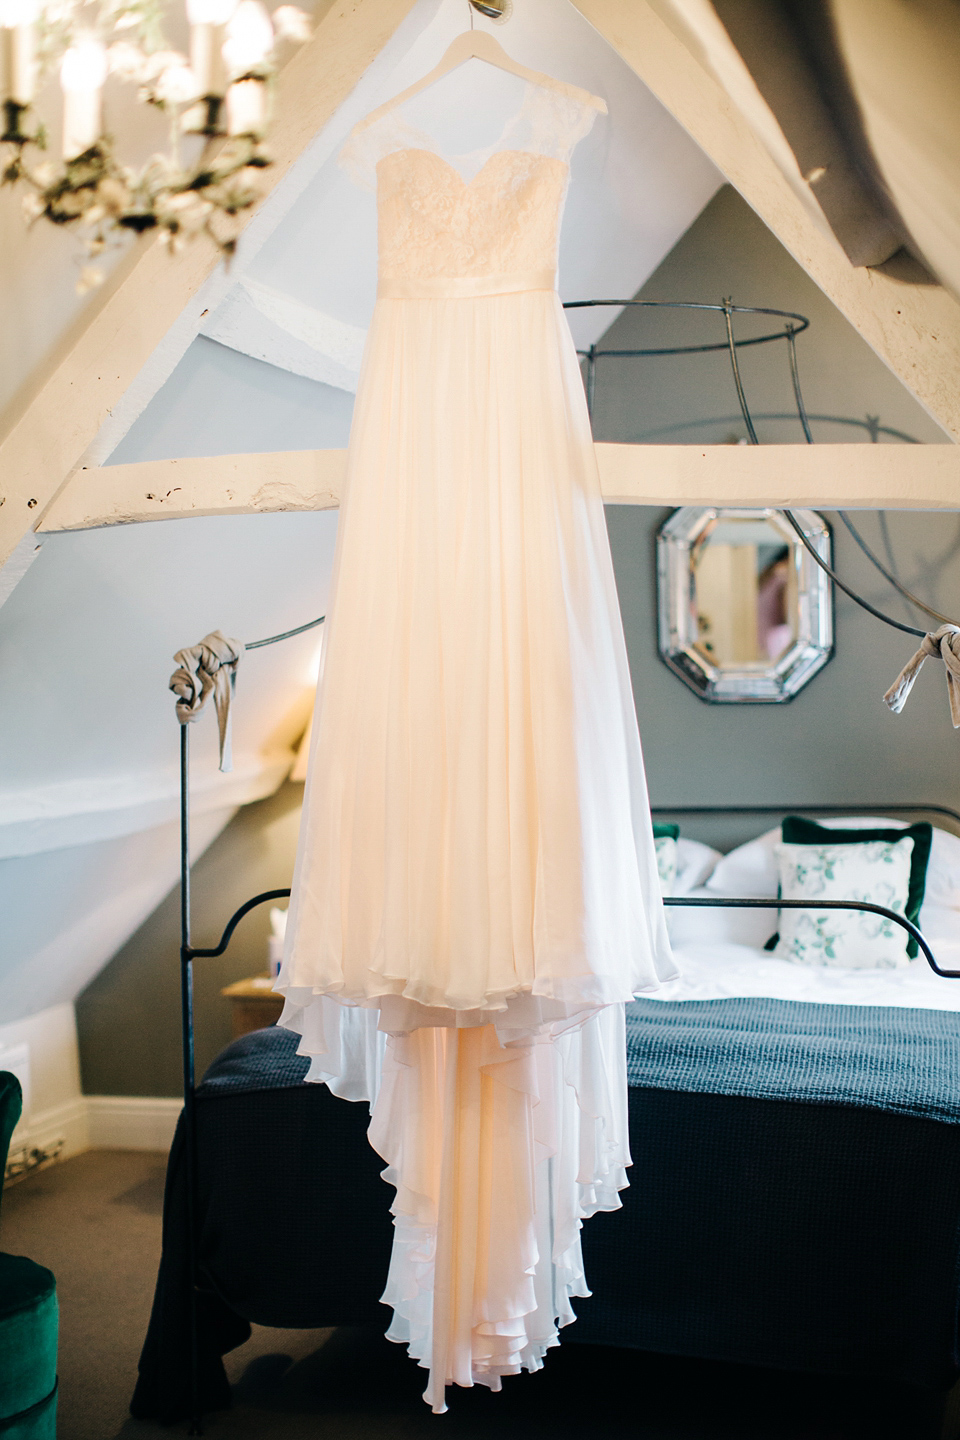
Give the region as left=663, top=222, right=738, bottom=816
left=276, top=80, right=674, bottom=1411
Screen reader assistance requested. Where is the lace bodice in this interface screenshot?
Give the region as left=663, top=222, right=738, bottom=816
left=340, top=84, right=599, bottom=287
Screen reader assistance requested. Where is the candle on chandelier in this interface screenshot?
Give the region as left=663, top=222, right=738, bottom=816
left=223, top=4, right=272, bottom=134
left=223, top=1, right=273, bottom=76
left=226, top=76, right=266, bottom=135
left=60, top=37, right=108, bottom=160
left=186, top=0, right=235, bottom=98
left=0, top=0, right=39, bottom=108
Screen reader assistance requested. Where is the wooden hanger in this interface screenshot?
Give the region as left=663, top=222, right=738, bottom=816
left=355, top=29, right=607, bottom=133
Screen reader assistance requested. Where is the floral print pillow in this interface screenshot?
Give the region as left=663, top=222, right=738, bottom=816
left=656, top=835, right=679, bottom=897
left=773, top=837, right=915, bottom=969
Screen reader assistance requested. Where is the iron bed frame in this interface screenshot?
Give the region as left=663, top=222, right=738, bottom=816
left=176, top=768, right=960, bottom=1431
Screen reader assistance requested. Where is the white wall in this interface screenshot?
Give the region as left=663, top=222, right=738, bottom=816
left=0, top=509, right=338, bottom=856
left=0, top=1003, right=80, bottom=1136
left=0, top=510, right=338, bottom=1125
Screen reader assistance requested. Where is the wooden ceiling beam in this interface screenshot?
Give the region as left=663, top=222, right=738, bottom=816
left=569, top=0, right=960, bottom=447
left=38, top=443, right=960, bottom=533
left=0, top=0, right=420, bottom=576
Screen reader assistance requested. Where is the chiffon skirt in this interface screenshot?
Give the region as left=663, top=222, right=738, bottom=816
left=280, top=287, right=673, bottom=1019
left=275, top=994, right=632, bottom=1412
left=276, top=285, right=674, bottom=1410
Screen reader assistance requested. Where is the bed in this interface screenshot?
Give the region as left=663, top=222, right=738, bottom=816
left=131, top=806, right=960, bottom=1425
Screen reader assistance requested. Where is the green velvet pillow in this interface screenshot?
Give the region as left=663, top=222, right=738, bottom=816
left=652, top=822, right=680, bottom=841
left=768, top=817, right=933, bottom=958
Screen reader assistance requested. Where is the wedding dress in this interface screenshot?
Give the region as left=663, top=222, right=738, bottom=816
left=276, top=79, right=675, bottom=1412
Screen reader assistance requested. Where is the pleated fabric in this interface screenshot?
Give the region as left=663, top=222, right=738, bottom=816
left=281, top=289, right=673, bottom=1017
left=276, top=107, right=675, bottom=1411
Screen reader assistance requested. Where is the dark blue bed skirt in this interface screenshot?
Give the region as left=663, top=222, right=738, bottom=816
left=132, top=998, right=960, bottom=1422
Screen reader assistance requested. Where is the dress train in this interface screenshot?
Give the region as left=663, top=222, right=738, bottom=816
left=277, top=994, right=629, bottom=1412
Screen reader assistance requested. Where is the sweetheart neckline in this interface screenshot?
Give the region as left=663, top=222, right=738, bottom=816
left=380, top=148, right=567, bottom=190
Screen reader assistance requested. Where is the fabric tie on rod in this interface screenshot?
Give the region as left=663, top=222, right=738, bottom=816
left=169, top=630, right=244, bottom=771
left=884, top=624, right=960, bottom=729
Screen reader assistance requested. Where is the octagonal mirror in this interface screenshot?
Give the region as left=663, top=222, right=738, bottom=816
left=657, top=507, right=833, bottom=703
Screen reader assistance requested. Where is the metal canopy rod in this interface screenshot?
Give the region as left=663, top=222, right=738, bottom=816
left=784, top=509, right=926, bottom=638
left=722, top=299, right=759, bottom=445
left=783, top=317, right=953, bottom=632
left=618, top=412, right=922, bottom=444
left=562, top=298, right=809, bottom=358
left=708, top=289, right=935, bottom=640
left=578, top=335, right=802, bottom=358
left=782, top=315, right=955, bottom=628
left=836, top=513, right=957, bottom=627
left=246, top=614, right=325, bottom=650
left=785, top=325, right=814, bottom=444
left=177, top=723, right=200, bottom=1434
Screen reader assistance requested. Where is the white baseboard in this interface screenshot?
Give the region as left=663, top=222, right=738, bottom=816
left=12, top=1096, right=91, bottom=1164
left=5, top=1094, right=183, bottom=1172
left=86, top=1095, right=182, bottom=1151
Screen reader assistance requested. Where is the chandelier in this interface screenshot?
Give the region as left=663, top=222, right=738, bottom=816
left=0, top=0, right=310, bottom=290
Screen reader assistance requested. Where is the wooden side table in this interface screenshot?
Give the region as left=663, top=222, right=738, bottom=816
left=220, top=974, right=284, bottom=1039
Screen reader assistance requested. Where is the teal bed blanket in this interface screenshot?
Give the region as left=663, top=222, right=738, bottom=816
left=626, top=996, right=960, bottom=1123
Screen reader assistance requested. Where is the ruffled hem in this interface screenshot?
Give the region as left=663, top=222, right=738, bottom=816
left=275, top=960, right=676, bottom=1042
left=277, top=996, right=629, bottom=1412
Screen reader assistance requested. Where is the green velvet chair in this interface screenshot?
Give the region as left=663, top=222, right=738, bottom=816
left=0, top=1073, right=58, bottom=1438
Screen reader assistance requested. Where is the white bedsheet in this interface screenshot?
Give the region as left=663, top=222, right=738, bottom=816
left=652, top=940, right=960, bottom=1011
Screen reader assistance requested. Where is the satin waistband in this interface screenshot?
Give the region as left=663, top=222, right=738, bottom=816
left=377, top=269, right=556, bottom=300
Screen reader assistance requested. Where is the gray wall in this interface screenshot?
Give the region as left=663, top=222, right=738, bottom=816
left=77, top=185, right=960, bottom=1096
left=590, top=184, right=948, bottom=449
left=78, top=783, right=304, bottom=1096
left=600, top=187, right=960, bottom=851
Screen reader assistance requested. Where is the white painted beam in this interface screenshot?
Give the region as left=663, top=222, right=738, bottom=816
left=0, top=0, right=420, bottom=575
left=594, top=442, right=960, bottom=509
left=38, top=443, right=960, bottom=534
left=42, top=451, right=345, bottom=529
left=0, top=749, right=293, bottom=859
left=570, top=0, right=960, bottom=444
left=200, top=278, right=365, bottom=391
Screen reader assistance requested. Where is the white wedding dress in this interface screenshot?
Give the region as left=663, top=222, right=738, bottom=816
left=276, top=81, right=675, bottom=1413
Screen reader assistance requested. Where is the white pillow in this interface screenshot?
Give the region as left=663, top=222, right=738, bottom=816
left=674, top=838, right=722, bottom=895
left=916, top=901, right=960, bottom=949
left=655, top=835, right=679, bottom=896
left=667, top=885, right=779, bottom=950
left=923, top=826, right=960, bottom=910
left=706, top=816, right=960, bottom=901
left=692, top=815, right=960, bottom=952
left=706, top=828, right=780, bottom=898
left=773, top=836, right=914, bottom=969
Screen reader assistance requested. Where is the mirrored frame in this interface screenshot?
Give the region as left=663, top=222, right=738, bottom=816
left=657, top=506, right=834, bottom=704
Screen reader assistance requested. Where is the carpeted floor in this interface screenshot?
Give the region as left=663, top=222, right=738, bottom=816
left=1, top=1148, right=957, bottom=1440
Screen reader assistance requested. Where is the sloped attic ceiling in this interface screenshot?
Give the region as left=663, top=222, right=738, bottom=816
left=95, top=0, right=724, bottom=466
left=0, top=0, right=722, bottom=1028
